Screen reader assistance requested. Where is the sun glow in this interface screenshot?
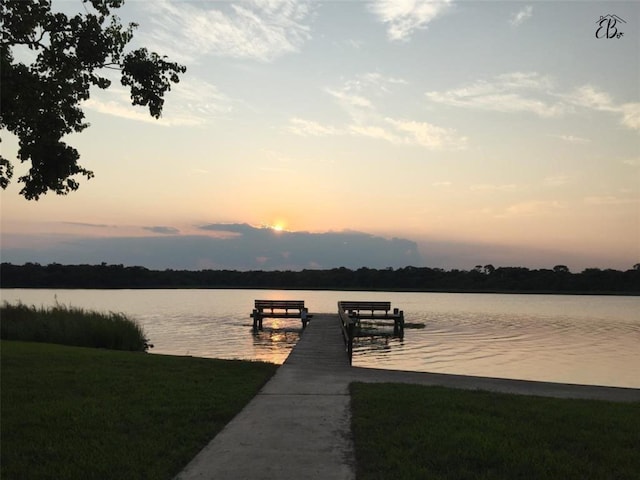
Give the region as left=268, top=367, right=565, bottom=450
left=272, top=224, right=284, bottom=232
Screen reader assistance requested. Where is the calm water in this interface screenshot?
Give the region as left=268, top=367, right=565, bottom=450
left=2, top=289, right=639, bottom=388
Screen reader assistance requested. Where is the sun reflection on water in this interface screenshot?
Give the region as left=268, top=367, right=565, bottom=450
left=251, top=320, right=301, bottom=364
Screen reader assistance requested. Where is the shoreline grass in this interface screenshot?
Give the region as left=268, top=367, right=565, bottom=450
left=1, top=341, right=278, bottom=480
left=351, top=383, right=640, bottom=480
left=1, top=301, right=151, bottom=352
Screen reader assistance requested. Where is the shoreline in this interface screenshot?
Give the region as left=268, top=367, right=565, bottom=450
left=2, top=285, right=639, bottom=296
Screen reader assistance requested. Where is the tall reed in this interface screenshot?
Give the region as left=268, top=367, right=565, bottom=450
left=1, top=301, right=152, bottom=352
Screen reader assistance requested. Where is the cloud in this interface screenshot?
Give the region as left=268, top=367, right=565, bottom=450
left=583, top=196, right=638, bottom=206
left=565, top=86, right=640, bottom=131
left=553, top=134, right=590, bottom=143
left=287, top=117, right=342, bottom=136
left=384, top=118, right=467, bottom=149
left=566, top=85, right=617, bottom=112
left=288, top=116, right=465, bottom=150
left=427, top=73, right=640, bottom=130
left=85, top=77, right=233, bottom=126
left=1, top=224, right=424, bottom=270
left=369, top=0, right=453, bottom=41
left=620, top=103, right=640, bottom=130
left=470, top=184, right=518, bottom=192
left=62, top=222, right=112, bottom=228
left=348, top=124, right=400, bottom=143
left=143, top=0, right=313, bottom=63
left=426, top=72, right=566, bottom=117
left=324, top=73, right=407, bottom=117
left=543, top=175, right=571, bottom=187
left=502, top=200, right=565, bottom=217
left=325, top=88, right=373, bottom=109
left=288, top=73, right=466, bottom=150
left=509, top=6, right=533, bottom=27
left=143, top=226, right=180, bottom=235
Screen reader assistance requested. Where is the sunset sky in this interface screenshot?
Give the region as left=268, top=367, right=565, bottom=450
left=1, top=0, right=639, bottom=271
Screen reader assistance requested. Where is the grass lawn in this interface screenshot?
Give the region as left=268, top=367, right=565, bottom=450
left=351, top=383, right=640, bottom=480
left=1, top=341, right=278, bottom=480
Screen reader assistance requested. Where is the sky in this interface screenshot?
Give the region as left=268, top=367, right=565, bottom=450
left=1, top=0, right=639, bottom=272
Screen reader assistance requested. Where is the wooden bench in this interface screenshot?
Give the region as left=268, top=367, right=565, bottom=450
left=338, top=300, right=404, bottom=336
left=250, top=300, right=312, bottom=331
left=338, top=301, right=392, bottom=316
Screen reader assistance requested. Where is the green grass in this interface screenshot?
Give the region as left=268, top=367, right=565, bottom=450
left=1, top=341, right=278, bottom=480
left=1, top=301, right=150, bottom=351
left=350, top=383, right=640, bottom=480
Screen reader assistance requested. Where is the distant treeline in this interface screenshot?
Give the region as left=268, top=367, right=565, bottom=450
left=2, top=263, right=639, bottom=294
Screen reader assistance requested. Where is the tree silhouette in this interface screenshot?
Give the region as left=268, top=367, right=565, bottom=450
left=1, top=0, right=186, bottom=199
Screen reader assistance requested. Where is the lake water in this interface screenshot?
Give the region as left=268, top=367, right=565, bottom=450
left=2, top=289, right=639, bottom=388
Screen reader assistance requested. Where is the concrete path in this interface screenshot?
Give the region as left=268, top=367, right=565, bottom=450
left=176, top=314, right=640, bottom=480
left=175, top=314, right=355, bottom=480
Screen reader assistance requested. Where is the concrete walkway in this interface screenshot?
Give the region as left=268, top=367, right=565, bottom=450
left=175, top=314, right=640, bottom=480
left=175, top=314, right=355, bottom=480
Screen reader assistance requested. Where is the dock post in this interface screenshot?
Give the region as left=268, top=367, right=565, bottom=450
left=252, top=309, right=261, bottom=332
left=394, top=310, right=405, bottom=337
left=347, top=320, right=354, bottom=365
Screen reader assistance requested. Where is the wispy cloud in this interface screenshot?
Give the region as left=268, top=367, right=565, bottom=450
left=143, top=0, right=313, bottom=63
left=620, top=103, right=640, bottom=130
left=143, top=226, right=180, bottom=235
left=509, top=6, right=533, bottom=27
left=384, top=118, right=466, bottom=149
left=584, top=196, right=638, bottom=206
left=61, top=222, right=113, bottom=228
left=565, top=86, right=640, bottom=131
left=502, top=200, right=565, bottom=217
left=288, top=116, right=465, bottom=150
left=622, top=158, right=640, bottom=167
left=543, top=175, right=571, bottom=187
left=325, top=88, right=373, bottom=109
left=85, top=77, right=233, bottom=126
left=369, top=0, right=453, bottom=41
left=287, top=117, right=342, bottom=136
left=426, top=72, right=566, bottom=117
left=566, top=85, right=617, bottom=112
left=471, top=184, right=519, bottom=192
left=553, top=134, right=590, bottom=144
left=288, top=73, right=466, bottom=150
left=427, top=73, right=640, bottom=130
left=348, top=123, right=399, bottom=143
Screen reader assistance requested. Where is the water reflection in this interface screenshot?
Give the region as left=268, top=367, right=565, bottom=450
left=251, top=319, right=302, bottom=364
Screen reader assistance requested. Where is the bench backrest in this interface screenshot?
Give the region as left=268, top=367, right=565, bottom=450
left=255, top=300, right=305, bottom=311
left=338, top=301, right=391, bottom=312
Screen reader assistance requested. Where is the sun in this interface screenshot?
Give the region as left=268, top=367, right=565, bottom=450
left=271, top=224, right=284, bottom=232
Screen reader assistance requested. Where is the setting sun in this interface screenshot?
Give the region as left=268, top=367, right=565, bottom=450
left=271, top=224, right=284, bottom=232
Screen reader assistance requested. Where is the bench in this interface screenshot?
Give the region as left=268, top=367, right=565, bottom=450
left=250, top=300, right=312, bottom=331
left=338, top=300, right=404, bottom=334
left=338, top=301, right=392, bottom=315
